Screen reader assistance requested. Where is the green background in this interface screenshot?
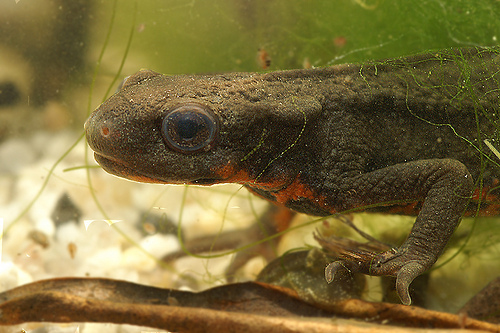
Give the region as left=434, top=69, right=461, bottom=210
left=91, top=0, right=500, bottom=76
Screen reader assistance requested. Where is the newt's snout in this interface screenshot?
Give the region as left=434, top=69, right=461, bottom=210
left=84, top=75, right=243, bottom=186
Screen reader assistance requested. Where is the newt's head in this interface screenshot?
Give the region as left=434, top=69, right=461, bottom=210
left=85, top=69, right=320, bottom=188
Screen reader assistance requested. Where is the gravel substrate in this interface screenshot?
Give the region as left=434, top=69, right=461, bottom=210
left=0, top=128, right=275, bottom=332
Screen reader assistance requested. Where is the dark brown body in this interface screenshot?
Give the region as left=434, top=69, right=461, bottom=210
left=85, top=47, right=500, bottom=304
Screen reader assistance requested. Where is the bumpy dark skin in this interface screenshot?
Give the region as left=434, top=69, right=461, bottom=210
left=85, top=47, right=500, bottom=305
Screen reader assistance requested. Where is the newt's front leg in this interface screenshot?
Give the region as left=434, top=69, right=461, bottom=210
left=327, top=158, right=473, bottom=305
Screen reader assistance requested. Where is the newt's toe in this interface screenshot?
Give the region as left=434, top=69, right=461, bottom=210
left=316, top=233, right=432, bottom=305
left=395, top=262, right=426, bottom=305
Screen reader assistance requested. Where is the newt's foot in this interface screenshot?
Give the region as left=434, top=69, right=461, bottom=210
left=368, top=250, right=428, bottom=305
left=325, top=249, right=429, bottom=305
left=315, top=233, right=430, bottom=305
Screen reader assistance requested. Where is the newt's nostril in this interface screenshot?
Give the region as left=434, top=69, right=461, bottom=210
left=101, top=126, right=110, bottom=137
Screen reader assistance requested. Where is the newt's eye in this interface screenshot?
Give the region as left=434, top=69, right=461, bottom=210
left=162, top=104, right=218, bottom=153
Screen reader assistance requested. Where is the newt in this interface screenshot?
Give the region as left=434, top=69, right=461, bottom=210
left=85, top=47, right=500, bottom=305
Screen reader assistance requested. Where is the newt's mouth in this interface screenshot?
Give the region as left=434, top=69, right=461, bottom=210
left=93, top=153, right=222, bottom=185
left=93, top=153, right=168, bottom=184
